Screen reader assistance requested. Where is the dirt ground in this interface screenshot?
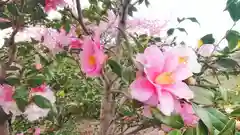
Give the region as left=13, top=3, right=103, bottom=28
left=77, top=120, right=165, bottom=135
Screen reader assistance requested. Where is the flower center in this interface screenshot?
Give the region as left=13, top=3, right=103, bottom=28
left=88, top=55, right=96, bottom=66
left=155, top=72, right=174, bottom=85
left=178, top=56, right=188, bottom=64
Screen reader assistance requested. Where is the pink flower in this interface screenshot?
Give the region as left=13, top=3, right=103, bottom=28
left=175, top=102, right=199, bottom=126
left=0, top=84, right=14, bottom=102
left=198, top=44, right=215, bottom=57
left=33, top=127, right=41, bottom=135
left=131, top=46, right=194, bottom=115
left=45, top=0, right=65, bottom=12
left=16, top=133, right=24, bottom=135
left=31, top=84, right=47, bottom=93
left=0, top=84, right=22, bottom=116
left=80, top=31, right=106, bottom=77
left=69, top=38, right=82, bottom=49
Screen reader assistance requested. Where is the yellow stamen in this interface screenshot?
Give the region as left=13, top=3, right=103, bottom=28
left=155, top=72, right=174, bottom=85
left=237, top=40, right=240, bottom=49
left=88, top=55, right=96, bottom=65
left=198, top=39, right=203, bottom=48
left=178, top=56, right=188, bottom=64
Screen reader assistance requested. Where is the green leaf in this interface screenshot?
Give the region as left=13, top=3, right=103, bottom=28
left=13, top=86, right=29, bottom=112
left=192, top=103, right=213, bottom=133
left=27, top=74, right=45, bottom=87
left=226, top=30, right=240, bottom=50
left=218, top=119, right=236, bottom=135
left=167, top=28, right=175, bottom=36
left=33, top=95, right=52, bottom=109
left=128, top=6, right=137, bottom=16
left=15, top=98, right=28, bottom=112
left=204, top=107, right=228, bottom=131
left=7, top=3, right=20, bottom=16
left=138, top=0, right=144, bottom=4
left=206, top=108, right=229, bottom=124
left=5, top=75, right=20, bottom=85
left=216, top=58, right=239, bottom=69
left=183, top=128, right=196, bottom=135
left=13, top=86, right=29, bottom=99
left=197, top=120, right=209, bottom=135
left=225, top=0, right=240, bottom=22
left=187, top=17, right=200, bottom=25
left=176, top=27, right=188, bottom=35
left=121, top=67, right=134, bottom=84
left=107, top=59, right=122, bottom=77
left=230, top=107, right=240, bottom=117
left=168, top=129, right=182, bottom=135
left=190, top=86, right=214, bottom=105
left=144, top=0, right=150, bottom=7
left=177, top=17, right=185, bottom=23
left=151, top=108, right=184, bottom=129
left=200, top=34, right=215, bottom=44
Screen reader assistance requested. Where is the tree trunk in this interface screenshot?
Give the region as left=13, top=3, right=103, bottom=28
left=0, top=107, right=9, bottom=135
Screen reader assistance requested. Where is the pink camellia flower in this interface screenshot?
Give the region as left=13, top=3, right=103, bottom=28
left=175, top=102, right=199, bottom=126
left=45, top=0, right=65, bottom=12
left=33, top=127, right=41, bottom=135
left=80, top=31, right=106, bottom=77
left=31, top=84, right=47, bottom=93
left=198, top=44, right=215, bottom=57
left=131, top=46, right=194, bottom=115
left=25, top=85, right=56, bottom=121
left=69, top=38, right=82, bottom=50
left=0, top=84, right=22, bottom=116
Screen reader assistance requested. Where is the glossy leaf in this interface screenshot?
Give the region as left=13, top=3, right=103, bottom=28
left=167, top=28, right=175, bottom=36
left=230, top=107, right=240, bottom=117
left=205, top=107, right=228, bottom=131
left=197, top=120, right=209, bottom=135
left=183, top=128, right=196, bottom=135
left=5, top=75, right=20, bottom=85
left=33, top=95, right=52, bottom=109
left=200, top=34, right=215, bottom=44
left=225, top=0, right=240, bottom=22
left=216, top=58, right=239, bottom=69
left=190, top=86, right=214, bottom=105
left=176, top=27, right=188, bottom=35
left=27, top=74, right=46, bottom=87
left=218, top=119, right=236, bottom=135
left=13, top=86, right=29, bottom=112
left=192, top=103, right=213, bottom=133
left=151, top=108, right=184, bottom=129
left=187, top=17, right=200, bottom=25
left=226, top=30, right=240, bottom=50
left=7, top=3, right=19, bottom=16
left=121, top=67, right=134, bottom=84
left=168, top=129, right=182, bottom=135
left=107, top=59, right=122, bottom=77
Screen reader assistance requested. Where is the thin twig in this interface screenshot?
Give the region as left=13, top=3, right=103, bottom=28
left=209, top=22, right=236, bottom=56
left=189, top=84, right=219, bottom=89
left=75, top=0, right=90, bottom=35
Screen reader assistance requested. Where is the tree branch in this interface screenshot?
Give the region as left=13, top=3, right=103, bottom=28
left=116, top=0, right=131, bottom=46
left=75, top=0, right=90, bottom=35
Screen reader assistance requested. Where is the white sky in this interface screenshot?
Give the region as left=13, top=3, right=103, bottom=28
left=81, top=0, right=240, bottom=47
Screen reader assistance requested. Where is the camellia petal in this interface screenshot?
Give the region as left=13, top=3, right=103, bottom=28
left=162, top=51, right=179, bottom=73
left=130, top=77, right=156, bottom=102
left=143, top=46, right=165, bottom=69
left=172, top=65, right=193, bottom=81
left=164, top=82, right=194, bottom=100
left=157, top=91, right=174, bottom=116
left=198, top=44, right=214, bottom=57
